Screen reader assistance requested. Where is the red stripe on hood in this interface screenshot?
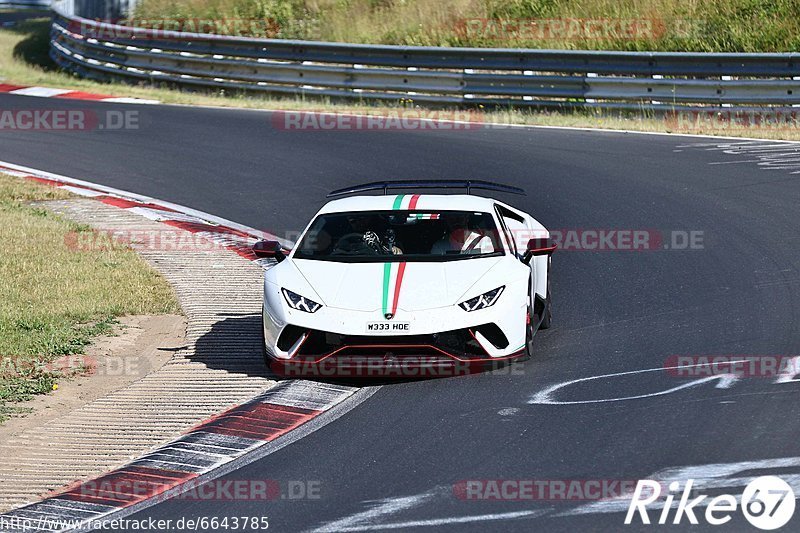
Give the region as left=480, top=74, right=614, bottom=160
left=391, top=262, right=407, bottom=315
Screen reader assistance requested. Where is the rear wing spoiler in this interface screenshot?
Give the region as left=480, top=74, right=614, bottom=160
left=327, top=180, right=526, bottom=198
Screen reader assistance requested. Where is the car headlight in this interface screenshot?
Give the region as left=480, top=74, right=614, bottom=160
left=282, top=288, right=322, bottom=313
left=458, top=286, right=504, bottom=312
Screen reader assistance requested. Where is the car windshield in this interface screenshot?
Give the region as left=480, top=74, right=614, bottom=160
left=293, top=210, right=503, bottom=262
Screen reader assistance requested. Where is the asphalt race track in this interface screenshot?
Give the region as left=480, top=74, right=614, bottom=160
left=2, top=93, right=800, bottom=531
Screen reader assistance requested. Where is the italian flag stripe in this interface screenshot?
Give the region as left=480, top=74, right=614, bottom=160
left=382, top=262, right=392, bottom=316
left=380, top=193, right=420, bottom=315
left=391, top=194, right=421, bottom=211
left=381, top=261, right=409, bottom=316
left=390, top=262, right=407, bottom=315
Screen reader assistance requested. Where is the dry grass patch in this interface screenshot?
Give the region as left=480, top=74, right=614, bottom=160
left=131, top=0, right=800, bottom=51
left=0, top=174, right=180, bottom=422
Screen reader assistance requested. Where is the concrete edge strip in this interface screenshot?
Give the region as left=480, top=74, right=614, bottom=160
left=0, top=159, right=364, bottom=533
left=0, top=84, right=160, bottom=104
left=0, top=160, right=294, bottom=251
left=80, top=385, right=381, bottom=533
left=0, top=382, right=368, bottom=533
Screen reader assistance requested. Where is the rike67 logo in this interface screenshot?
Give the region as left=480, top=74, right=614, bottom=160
left=626, top=476, right=795, bottom=530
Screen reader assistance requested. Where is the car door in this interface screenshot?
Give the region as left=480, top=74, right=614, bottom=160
left=495, top=204, right=537, bottom=305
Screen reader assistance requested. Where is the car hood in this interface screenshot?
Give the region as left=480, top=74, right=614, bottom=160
left=291, top=257, right=505, bottom=312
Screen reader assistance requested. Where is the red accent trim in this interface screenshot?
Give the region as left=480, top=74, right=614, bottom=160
left=390, top=262, right=407, bottom=315
left=273, top=345, right=526, bottom=378
left=302, top=343, right=524, bottom=365
left=408, top=194, right=421, bottom=209
left=288, top=332, right=309, bottom=357
left=530, top=244, right=558, bottom=254
left=467, top=328, right=491, bottom=356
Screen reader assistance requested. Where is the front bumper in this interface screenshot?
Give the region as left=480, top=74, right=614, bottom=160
left=270, top=331, right=525, bottom=379
left=262, top=277, right=529, bottom=378
left=265, top=326, right=526, bottom=378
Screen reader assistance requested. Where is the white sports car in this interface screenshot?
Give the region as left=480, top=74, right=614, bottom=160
left=254, top=180, right=555, bottom=378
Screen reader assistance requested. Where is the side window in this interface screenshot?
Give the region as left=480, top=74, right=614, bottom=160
left=495, top=205, right=526, bottom=257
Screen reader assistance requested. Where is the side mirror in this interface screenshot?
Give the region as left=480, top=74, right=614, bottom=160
left=253, top=240, right=286, bottom=262
left=523, top=237, right=556, bottom=264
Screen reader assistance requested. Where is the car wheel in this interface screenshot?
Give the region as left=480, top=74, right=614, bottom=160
left=522, top=290, right=535, bottom=361
left=261, top=305, right=270, bottom=367
left=539, top=259, right=553, bottom=330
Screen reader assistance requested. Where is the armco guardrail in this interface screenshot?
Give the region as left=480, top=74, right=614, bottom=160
left=48, top=9, right=800, bottom=111
left=1, top=0, right=49, bottom=8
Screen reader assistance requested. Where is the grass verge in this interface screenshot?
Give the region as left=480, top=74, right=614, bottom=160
left=0, top=174, right=180, bottom=422
left=129, top=0, right=800, bottom=52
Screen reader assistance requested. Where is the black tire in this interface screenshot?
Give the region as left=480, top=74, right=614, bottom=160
left=539, top=258, right=553, bottom=330
left=261, top=305, right=270, bottom=367
left=522, top=287, right=535, bottom=361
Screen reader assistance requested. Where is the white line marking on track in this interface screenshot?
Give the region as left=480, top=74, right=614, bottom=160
left=528, top=363, right=741, bottom=405
left=308, top=490, right=440, bottom=533
left=327, top=509, right=550, bottom=531
left=708, top=159, right=762, bottom=164
left=776, top=357, right=800, bottom=383
left=309, top=487, right=549, bottom=532
left=679, top=141, right=800, bottom=174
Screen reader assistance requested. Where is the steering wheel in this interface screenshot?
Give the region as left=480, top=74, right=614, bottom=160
left=332, top=233, right=379, bottom=255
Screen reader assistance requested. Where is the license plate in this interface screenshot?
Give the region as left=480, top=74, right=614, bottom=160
left=366, top=322, right=410, bottom=333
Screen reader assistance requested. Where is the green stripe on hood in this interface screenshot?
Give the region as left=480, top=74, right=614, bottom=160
left=381, top=262, right=392, bottom=316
